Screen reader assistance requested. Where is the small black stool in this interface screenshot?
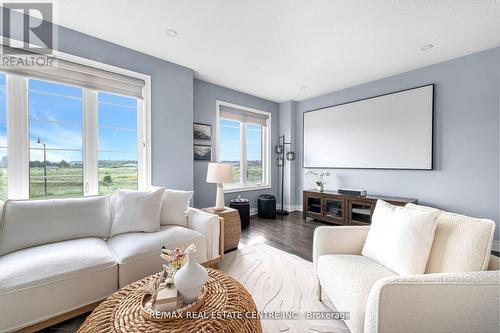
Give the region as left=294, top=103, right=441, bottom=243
left=229, top=196, right=250, bottom=228
left=258, top=194, right=276, bottom=219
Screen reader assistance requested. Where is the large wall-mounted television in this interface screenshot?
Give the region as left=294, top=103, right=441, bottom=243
left=303, top=84, right=434, bottom=170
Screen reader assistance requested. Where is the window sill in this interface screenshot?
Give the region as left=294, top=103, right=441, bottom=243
left=224, top=184, right=271, bottom=194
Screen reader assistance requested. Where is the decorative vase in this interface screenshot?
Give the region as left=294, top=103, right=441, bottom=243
left=317, top=184, right=324, bottom=192
left=173, top=251, right=208, bottom=304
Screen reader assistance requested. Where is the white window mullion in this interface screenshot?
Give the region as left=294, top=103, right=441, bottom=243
left=261, top=126, right=267, bottom=185
left=240, top=122, right=247, bottom=185
left=137, top=98, right=148, bottom=190
left=265, top=124, right=270, bottom=185
left=7, top=74, right=29, bottom=199
left=83, top=89, right=98, bottom=196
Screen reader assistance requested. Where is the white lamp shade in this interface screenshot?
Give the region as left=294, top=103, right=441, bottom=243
left=206, top=162, right=233, bottom=184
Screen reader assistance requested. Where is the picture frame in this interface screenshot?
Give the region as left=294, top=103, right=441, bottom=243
left=193, top=122, right=212, bottom=140
left=193, top=144, right=212, bottom=161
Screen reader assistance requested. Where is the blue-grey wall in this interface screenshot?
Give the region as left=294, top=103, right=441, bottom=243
left=279, top=101, right=298, bottom=209
left=193, top=79, right=279, bottom=209
left=292, top=47, right=500, bottom=239
left=57, top=28, right=195, bottom=190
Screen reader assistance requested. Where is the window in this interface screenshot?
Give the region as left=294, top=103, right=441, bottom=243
left=98, top=92, right=138, bottom=195
left=217, top=101, right=270, bottom=191
left=219, top=119, right=241, bottom=183
left=28, top=79, right=84, bottom=198
left=0, top=74, right=6, bottom=200
left=0, top=52, right=150, bottom=199
left=246, top=123, right=263, bottom=184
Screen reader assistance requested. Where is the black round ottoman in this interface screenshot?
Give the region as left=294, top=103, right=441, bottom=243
left=229, top=197, right=250, bottom=228
left=258, top=194, right=276, bottom=219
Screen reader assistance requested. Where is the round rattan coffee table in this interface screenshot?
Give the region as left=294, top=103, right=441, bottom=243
left=78, top=268, right=261, bottom=333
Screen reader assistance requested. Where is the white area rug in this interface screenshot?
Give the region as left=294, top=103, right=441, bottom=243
left=220, top=244, right=350, bottom=333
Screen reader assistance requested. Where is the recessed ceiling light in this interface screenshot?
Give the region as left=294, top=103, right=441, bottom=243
left=166, top=29, right=178, bottom=37
left=299, top=86, right=307, bottom=90
left=250, top=66, right=259, bottom=71
left=420, top=44, right=434, bottom=51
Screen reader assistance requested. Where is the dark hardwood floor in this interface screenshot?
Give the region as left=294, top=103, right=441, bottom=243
left=239, top=211, right=330, bottom=262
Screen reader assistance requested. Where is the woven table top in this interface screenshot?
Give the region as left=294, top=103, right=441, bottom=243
left=201, top=206, right=239, bottom=216
left=78, top=269, right=261, bottom=333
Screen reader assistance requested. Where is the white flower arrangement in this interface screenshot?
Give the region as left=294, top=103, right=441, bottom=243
left=160, top=244, right=197, bottom=287
left=304, top=169, right=331, bottom=189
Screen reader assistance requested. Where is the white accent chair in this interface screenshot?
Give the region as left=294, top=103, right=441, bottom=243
left=313, top=211, right=500, bottom=333
left=0, top=196, right=221, bottom=333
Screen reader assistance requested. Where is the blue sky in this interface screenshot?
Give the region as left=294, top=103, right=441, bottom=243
left=219, top=119, right=262, bottom=162
left=0, top=76, right=138, bottom=163
left=0, top=74, right=6, bottom=161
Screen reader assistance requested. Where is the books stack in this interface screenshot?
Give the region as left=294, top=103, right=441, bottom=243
left=154, top=287, right=180, bottom=312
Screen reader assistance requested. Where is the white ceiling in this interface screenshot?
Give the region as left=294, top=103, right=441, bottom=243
left=55, top=0, right=500, bottom=102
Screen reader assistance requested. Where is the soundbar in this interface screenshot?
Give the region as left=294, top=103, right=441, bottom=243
left=338, top=189, right=367, bottom=197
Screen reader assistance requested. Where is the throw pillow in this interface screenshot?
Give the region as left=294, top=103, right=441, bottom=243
left=405, top=203, right=496, bottom=273
left=361, top=200, right=439, bottom=275
left=111, top=188, right=165, bottom=236
left=160, top=189, right=194, bottom=227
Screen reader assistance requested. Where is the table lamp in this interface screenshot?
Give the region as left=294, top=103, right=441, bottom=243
left=206, top=162, right=233, bottom=211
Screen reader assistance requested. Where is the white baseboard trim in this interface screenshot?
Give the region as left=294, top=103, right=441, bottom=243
left=492, top=240, right=499, bottom=253
left=249, top=205, right=302, bottom=217
left=285, top=204, right=303, bottom=212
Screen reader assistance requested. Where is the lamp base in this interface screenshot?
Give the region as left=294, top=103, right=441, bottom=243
left=214, top=183, right=225, bottom=211
left=276, top=209, right=289, bottom=216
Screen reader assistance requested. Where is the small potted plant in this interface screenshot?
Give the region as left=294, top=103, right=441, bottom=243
left=305, top=170, right=331, bottom=192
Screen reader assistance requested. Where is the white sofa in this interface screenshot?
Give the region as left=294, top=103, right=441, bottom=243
left=0, top=196, right=220, bottom=333
left=313, top=209, right=500, bottom=333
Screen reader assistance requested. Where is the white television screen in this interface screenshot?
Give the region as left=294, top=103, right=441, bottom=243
left=303, top=85, right=434, bottom=169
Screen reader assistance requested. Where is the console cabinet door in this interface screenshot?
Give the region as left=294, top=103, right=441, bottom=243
left=322, top=197, right=346, bottom=224
left=304, top=193, right=323, bottom=219
left=349, top=200, right=375, bottom=225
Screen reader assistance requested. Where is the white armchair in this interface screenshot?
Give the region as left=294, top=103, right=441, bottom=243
left=364, top=267, right=500, bottom=333
left=313, top=225, right=370, bottom=273
left=313, top=224, right=500, bottom=333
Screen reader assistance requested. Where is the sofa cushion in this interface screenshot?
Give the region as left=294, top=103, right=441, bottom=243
left=362, top=200, right=439, bottom=275
left=160, top=189, right=193, bottom=226
left=317, top=254, right=397, bottom=333
left=0, top=238, right=117, bottom=332
left=0, top=196, right=112, bottom=256
left=111, top=188, right=164, bottom=236
left=0, top=238, right=117, bottom=294
left=107, top=225, right=207, bottom=287
left=404, top=204, right=496, bottom=273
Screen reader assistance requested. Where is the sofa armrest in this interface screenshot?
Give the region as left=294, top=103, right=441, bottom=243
left=313, top=226, right=370, bottom=274
left=488, top=254, right=499, bottom=270
left=364, top=270, right=500, bottom=333
left=187, top=208, right=220, bottom=261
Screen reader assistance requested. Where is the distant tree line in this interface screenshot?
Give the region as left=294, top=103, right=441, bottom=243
left=221, top=160, right=262, bottom=167
left=29, top=160, right=72, bottom=168
left=26, top=159, right=138, bottom=168
left=98, top=160, right=138, bottom=167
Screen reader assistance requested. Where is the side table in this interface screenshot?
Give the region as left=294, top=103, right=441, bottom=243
left=202, top=207, right=241, bottom=252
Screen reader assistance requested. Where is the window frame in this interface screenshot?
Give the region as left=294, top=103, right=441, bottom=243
left=2, top=49, right=151, bottom=199
left=215, top=100, right=271, bottom=193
